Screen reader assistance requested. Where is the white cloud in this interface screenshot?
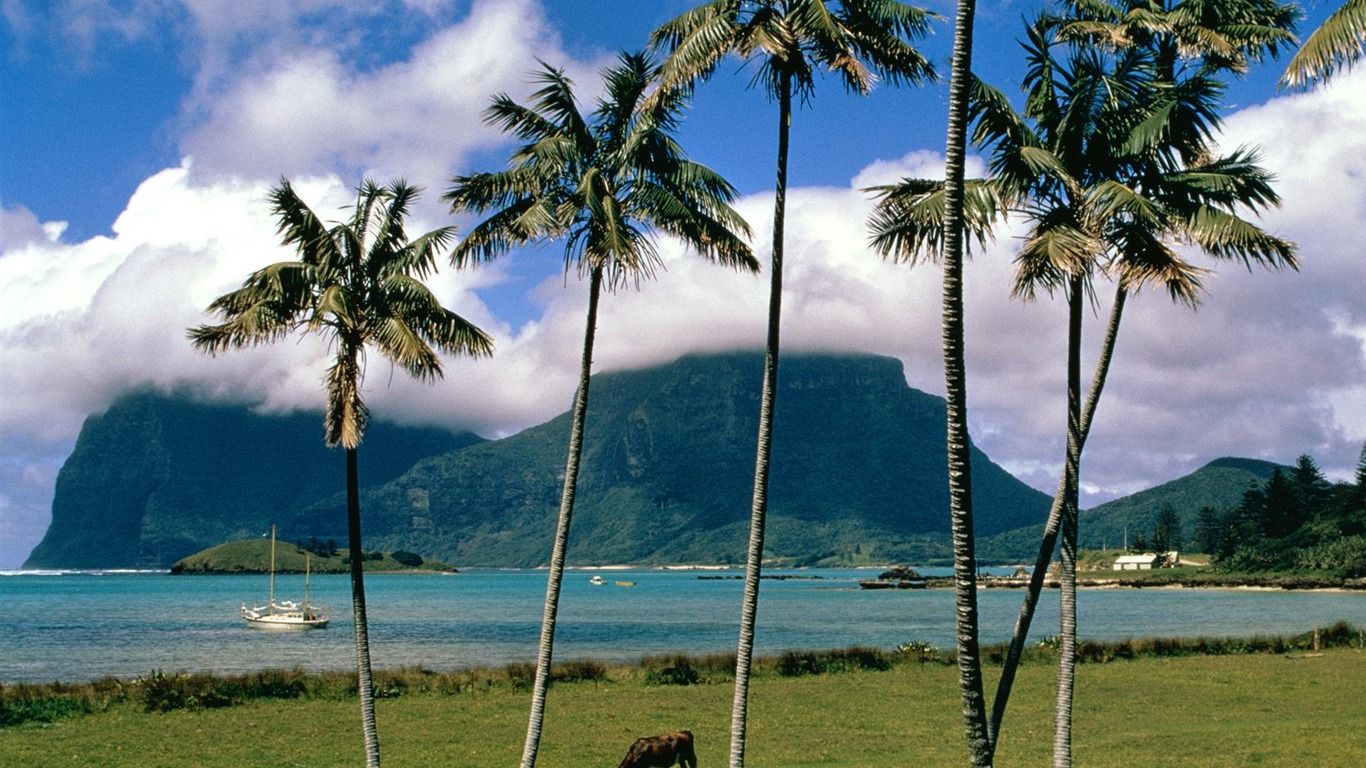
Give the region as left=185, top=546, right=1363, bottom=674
left=179, top=0, right=589, bottom=194
left=0, top=204, right=67, bottom=247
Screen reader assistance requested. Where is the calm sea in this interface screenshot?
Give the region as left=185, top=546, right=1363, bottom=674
left=2, top=568, right=1363, bottom=684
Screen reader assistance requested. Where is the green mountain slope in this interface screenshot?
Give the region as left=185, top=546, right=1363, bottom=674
left=302, top=352, right=1055, bottom=566
left=31, top=354, right=1282, bottom=570
left=979, top=457, right=1287, bottom=558
left=23, top=391, right=483, bottom=569
left=1078, top=457, right=1288, bottom=549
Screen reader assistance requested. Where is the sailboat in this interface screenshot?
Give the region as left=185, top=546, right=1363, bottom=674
left=241, top=526, right=330, bottom=630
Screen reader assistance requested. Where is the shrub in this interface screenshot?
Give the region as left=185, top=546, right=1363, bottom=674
left=390, top=550, right=424, bottom=567
left=776, top=646, right=891, bottom=677
left=645, top=656, right=700, bottom=686
left=0, top=688, right=93, bottom=727
left=896, top=640, right=943, bottom=665
left=138, top=670, right=193, bottom=713
left=552, top=660, right=608, bottom=683
left=504, top=662, right=536, bottom=691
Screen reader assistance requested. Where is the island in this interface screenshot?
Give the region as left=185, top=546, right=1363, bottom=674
left=169, top=538, right=457, bottom=574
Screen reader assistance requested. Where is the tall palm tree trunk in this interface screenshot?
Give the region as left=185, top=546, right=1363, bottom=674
left=1053, top=276, right=1084, bottom=768
left=989, top=287, right=1126, bottom=748
left=520, top=266, right=603, bottom=768
left=345, top=446, right=381, bottom=768
left=730, top=72, right=792, bottom=768
left=988, top=288, right=1128, bottom=756
left=940, top=3, right=992, bottom=766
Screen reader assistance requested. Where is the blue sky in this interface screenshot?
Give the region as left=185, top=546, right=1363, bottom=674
left=2, top=1, right=1363, bottom=569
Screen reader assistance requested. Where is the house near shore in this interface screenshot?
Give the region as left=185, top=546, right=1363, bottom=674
left=1113, top=553, right=1162, bottom=571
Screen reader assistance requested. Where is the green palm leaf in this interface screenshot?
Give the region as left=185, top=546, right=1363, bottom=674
left=1282, top=0, right=1366, bottom=87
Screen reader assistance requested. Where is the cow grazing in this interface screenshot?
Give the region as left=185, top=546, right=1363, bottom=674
left=618, top=730, right=696, bottom=768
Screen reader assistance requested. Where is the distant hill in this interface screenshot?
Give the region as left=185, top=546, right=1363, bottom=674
left=23, top=391, right=483, bottom=569
left=1078, top=457, right=1288, bottom=548
left=979, top=457, right=1287, bottom=558
left=298, top=352, right=1055, bottom=567
left=169, top=538, right=456, bottom=574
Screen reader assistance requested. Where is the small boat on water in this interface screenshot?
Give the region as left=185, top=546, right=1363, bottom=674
left=615, top=580, right=636, bottom=587
left=242, top=526, right=329, bottom=630
left=590, top=575, right=606, bottom=585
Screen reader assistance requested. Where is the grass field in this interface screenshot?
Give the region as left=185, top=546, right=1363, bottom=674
left=3, top=641, right=1363, bottom=768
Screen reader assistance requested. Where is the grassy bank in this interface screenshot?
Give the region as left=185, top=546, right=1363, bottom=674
left=4, top=626, right=1364, bottom=767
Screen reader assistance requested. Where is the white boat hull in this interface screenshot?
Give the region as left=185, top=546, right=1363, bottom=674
left=242, top=603, right=329, bottom=630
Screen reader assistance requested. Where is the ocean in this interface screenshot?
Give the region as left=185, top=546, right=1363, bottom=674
left=2, top=567, right=1363, bottom=684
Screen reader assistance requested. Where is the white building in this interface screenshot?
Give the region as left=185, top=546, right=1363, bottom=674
left=1113, top=553, right=1162, bottom=571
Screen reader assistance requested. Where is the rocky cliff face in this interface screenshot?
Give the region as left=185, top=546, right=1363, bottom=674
left=27, top=353, right=1057, bottom=569
left=323, top=352, right=1053, bottom=566
left=23, top=392, right=482, bottom=568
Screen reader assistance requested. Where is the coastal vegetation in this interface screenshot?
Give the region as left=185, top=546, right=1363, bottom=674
left=3, top=626, right=1362, bottom=767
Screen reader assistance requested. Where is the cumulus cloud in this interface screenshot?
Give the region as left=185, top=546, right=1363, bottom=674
left=0, top=204, right=67, bottom=248
left=180, top=0, right=579, bottom=190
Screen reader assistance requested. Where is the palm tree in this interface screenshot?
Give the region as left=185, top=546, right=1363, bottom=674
left=975, top=6, right=1298, bottom=761
left=936, top=1, right=992, bottom=765
left=189, top=179, right=493, bottom=768
left=648, top=5, right=936, bottom=764
left=972, top=16, right=1295, bottom=766
left=871, top=11, right=1295, bottom=763
left=443, top=52, right=756, bottom=768
left=1282, top=0, right=1366, bottom=87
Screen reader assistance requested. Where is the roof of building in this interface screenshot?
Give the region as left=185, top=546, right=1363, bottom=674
left=1114, top=554, right=1161, bottom=564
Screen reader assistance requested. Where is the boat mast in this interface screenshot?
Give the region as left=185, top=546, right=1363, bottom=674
left=269, top=524, right=277, bottom=613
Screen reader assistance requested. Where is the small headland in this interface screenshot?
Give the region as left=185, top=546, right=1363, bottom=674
left=168, top=539, right=457, bottom=575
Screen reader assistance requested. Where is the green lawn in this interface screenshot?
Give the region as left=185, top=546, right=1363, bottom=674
left=3, top=650, right=1362, bottom=767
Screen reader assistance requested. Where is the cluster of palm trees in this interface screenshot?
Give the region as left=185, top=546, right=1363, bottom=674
left=188, top=1, right=1363, bottom=767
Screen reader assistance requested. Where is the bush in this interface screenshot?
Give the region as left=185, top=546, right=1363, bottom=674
left=138, top=671, right=193, bottom=713
left=645, top=656, right=700, bottom=686
left=390, top=550, right=424, bottom=567
left=504, top=662, right=536, bottom=692
left=776, top=646, right=892, bottom=677
left=0, top=689, right=93, bottom=727
left=552, top=660, right=608, bottom=683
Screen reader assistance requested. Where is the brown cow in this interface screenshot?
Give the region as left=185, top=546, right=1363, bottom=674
left=618, top=730, right=696, bottom=768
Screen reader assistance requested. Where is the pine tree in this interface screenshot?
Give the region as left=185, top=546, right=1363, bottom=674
left=1195, top=506, right=1223, bottom=555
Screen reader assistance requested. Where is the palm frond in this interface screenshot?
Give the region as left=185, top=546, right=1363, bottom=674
left=1107, top=219, right=1206, bottom=307
left=270, top=180, right=336, bottom=266
left=1013, top=212, right=1098, bottom=300
left=1183, top=205, right=1298, bottom=269
left=323, top=351, right=367, bottom=449
left=866, top=177, right=1011, bottom=264
left=649, top=0, right=740, bottom=93
left=451, top=47, right=753, bottom=291
left=1282, top=0, right=1366, bottom=87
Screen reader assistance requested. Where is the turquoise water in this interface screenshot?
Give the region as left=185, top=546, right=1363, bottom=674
left=2, top=568, right=1363, bottom=684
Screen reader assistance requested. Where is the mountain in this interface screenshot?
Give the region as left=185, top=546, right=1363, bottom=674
left=36, top=353, right=1282, bottom=570
left=22, top=391, right=483, bottom=569
left=298, top=352, right=1055, bottom=566
left=978, top=457, right=1287, bottom=558
left=1077, top=457, right=1288, bottom=548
